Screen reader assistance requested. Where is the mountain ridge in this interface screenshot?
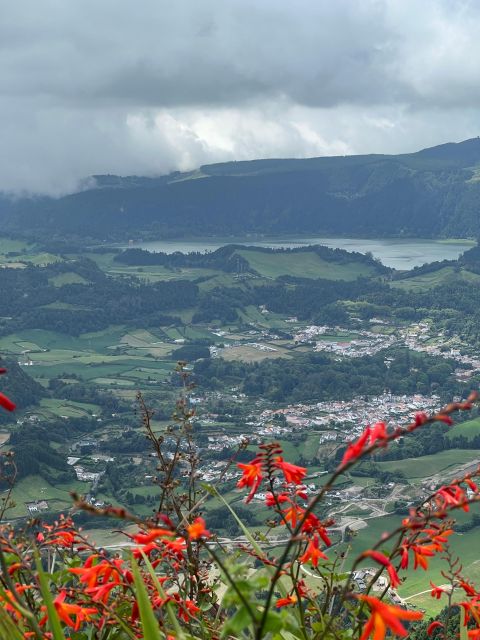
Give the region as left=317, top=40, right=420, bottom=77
left=2, top=137, right=480, bottom=241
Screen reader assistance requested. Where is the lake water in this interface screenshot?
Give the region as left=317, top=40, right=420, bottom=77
left=126, top=237, right=474, bottom=270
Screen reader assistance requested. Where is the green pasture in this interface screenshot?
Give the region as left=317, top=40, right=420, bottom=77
left=107, top=263, right=219, bottom=283
left=0, top=327, right=127, bottom=356
left=9, top=475, right=86, bottom=518
left=92, top=377, right=135, bottom=387
left=235, top=249, right=377, bottom=280
left=391, top=267, right=480, bottom=292
left=49, top=272, right=89, bottom=286
left=347, top=512, right=480, bottom=615
left=219, top=343, right=291, bottom=363
left=376, top=449, right=480, bottom=480
left=17, top=251, right=61, bottom=266
left=0, top=238, right=32, bottom=253
left=27, top=360, right=144, bottom=381
left=446, top=417, right=480, bottom=440
left=38, top=398, right=100, bottom=418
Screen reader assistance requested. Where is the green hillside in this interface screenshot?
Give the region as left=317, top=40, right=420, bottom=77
left=2, top=138, right=480, bottom=241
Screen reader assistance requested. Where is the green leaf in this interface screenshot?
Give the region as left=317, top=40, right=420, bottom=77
left=35, top=553, right=66, bottom=640
left=0, top=606, right=24, bottom=640
left=212, top=487, right=288, bottom=599
left=460, top=605, right=468, bottom=640
left=220, top=606, right=252, bottom=638
left=131, top=556, right=162, bottom=640
left=139, top=551, right=186, bottom=640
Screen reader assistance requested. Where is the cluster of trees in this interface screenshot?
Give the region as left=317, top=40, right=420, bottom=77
left=9, top=424, right=74, bottom=482
left=0, top=359, right=45, bottom=424
left=194, top=348, right=463, bottom=404
left=0, top=258, right=197, bottom=336
left=47, top=377, right=124, bottom=414
left=115, top=244, right=389, bottom=276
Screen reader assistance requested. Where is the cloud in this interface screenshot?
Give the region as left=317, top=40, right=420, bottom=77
left=1, top=0, right=480, bottom=194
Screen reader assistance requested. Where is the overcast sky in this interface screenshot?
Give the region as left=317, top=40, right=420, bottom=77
left=2, top=0, right=480, bottom=194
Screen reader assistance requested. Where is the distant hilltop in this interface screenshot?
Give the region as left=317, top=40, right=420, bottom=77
left=2, top=138, right=480, bottom=242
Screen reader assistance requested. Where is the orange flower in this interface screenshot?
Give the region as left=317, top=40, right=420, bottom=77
left=361, top=550, right=400, bottom=588
left=299, top=534, right=327, bottom=568
left=282, top=504, right=305, bottom=528
left=178, top=598, right=200, bottom=621
left=42, top=591, right=97, bottom=631
left=69, top=556, right=120, bottom=588
left=237, top=461, right=263, bottom=503
left=187, top=517, right=210, bottom=540
left=274, top=457, right=307, bottom=484
left=163, top=537, right=187, bottom=558
left=411, top=545, right=436, bottom=570
left=436, top=485, right=468, bottom=511
left=45, top=530, right=76, bottom=547
left=276, top=594, right=297, bottom=608
left=357, top=594, right=423, bottom=640
left=132, top=528, right=173, bottom=545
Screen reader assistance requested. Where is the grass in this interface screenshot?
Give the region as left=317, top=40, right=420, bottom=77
left=236, top=249, right=377, bottom=280
left=376, top=449, right=480, bottom=480
left=9, top=475, right=85, bottom=518
left=49, top=272, right=89, bottom=286
left=344, top=505, right=480, bottom=615
left=446, top=417, right=480, bottom=440
left=391, top=267, right=480, bottom=292
left=39, top=398, right=100, bottom=418
left=218, top=344, right=291, bottom=362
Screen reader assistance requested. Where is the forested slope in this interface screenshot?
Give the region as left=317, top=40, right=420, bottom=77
left=2, top=138, right=480, bottom=240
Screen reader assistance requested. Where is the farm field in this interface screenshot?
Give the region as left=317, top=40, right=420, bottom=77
left=376, top=449, right=480, bottom=480
left=446, top=417, right=480, bottom=440
left=235, top=248, right=378, bottom=280
left=218, top=343, right=291, bottom=362
left=8, top=475, right=87, bottom=519
left=391, top=266, right=480, bottom=292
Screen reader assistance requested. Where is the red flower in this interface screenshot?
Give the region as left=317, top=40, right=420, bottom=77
left=265, top=492, right=290, bottom=507
left=459, top=580, right=477, bottom=597
left=0, top=392, right=15, bottom=412
left=163, top=537, right=187, bottom=558
left=427, top=621, right=444, bottom=636
left=361, top=550, right=400, bottom=588
left=341, top=427, right=371, bottom=466
left=430, top=582, right=447, bottom=600
left=132, top=528, right=173, bottom=545
left=282, top=504, right=305, bottom=528
left=274, top=457, right=307, bottom=484
left=42, top=591, right=97, bottom=631
left=411, top=545, right=435, bottom=570
left=436, top=485, right=468, bottom=511
left=414, top=412, right=428, bottom=427
left=187, top=517, right=210, bottom=540
left=357, top=594, right=423, bottom=640
left=275, top=594, right=297, bottom=608
left=177, top=598, right=200, bottom=621
left=299, top=534, right=328, bottom=568
left=465, top=478, right=478, bottom=493
left=237, top=461, right=263, bottom=503
left=369, top=421, right=387, bottom=445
